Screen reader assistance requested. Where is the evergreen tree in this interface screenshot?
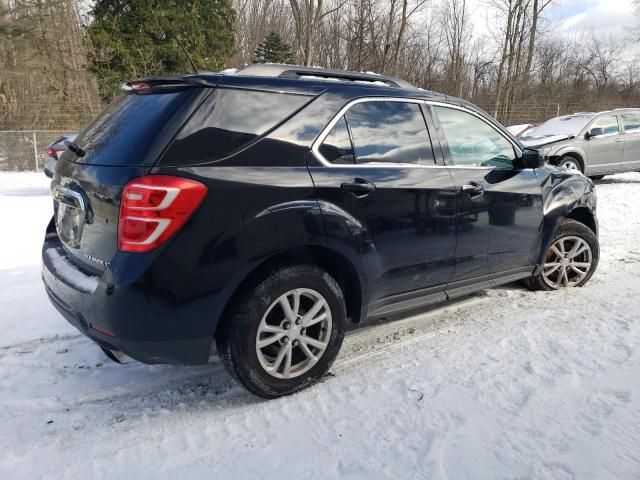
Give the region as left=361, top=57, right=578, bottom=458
left=87, top=0, right=235, bottom=100
left=254, top=32, right=294, bottom=64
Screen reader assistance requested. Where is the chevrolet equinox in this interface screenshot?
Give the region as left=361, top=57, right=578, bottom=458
left=42, top=64, right=599, bottom=398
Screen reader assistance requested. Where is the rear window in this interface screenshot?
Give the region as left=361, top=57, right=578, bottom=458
left=70, top=90, right=194, bottom=166
left=161, top=88, right=312, bottom=165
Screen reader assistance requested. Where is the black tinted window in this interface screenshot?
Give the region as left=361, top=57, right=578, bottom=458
left=319, top=116, right=355, bottom=164
left=163, top=88, right=310, bottom=165
left=345, top=101, right=434, bottom=165
left=434, top=106, right=515, bottom=168
left=71, top=90, right=194, bottom=166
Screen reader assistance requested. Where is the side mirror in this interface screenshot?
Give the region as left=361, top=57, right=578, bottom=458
left=586, top=127, right=604, bottom=139
left=519, top=148, right=545, bottom=169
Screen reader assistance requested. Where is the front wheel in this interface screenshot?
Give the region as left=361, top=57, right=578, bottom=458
left=216, top=264, right=346, bottom=398
left=559, top=156, right=583, bottom=173
left=527, top=219, right=599, bottom=291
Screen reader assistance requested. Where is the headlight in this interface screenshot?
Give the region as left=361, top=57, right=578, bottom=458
left=538, top=146, right=553, bottom=157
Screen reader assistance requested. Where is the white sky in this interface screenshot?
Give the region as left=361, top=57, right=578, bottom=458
left=464, top=0, right=638, bottom=56
left=551, top=0, right=636, bottom=35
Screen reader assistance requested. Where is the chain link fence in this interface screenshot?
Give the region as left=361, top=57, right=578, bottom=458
left=0, top=130, right=72, bottom=172
left=0, top=102, right=633, bottom=172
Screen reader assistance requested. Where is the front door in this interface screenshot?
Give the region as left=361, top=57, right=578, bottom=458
left=586, top=114, right=624, bottom=173
left=429, top=105, right=544, bottom=296
left=308, top=99, right=457, bottom=315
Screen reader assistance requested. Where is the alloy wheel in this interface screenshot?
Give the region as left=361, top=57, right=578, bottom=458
left=542, top=236, right=593, bottom=289
left=561, top=159, right=580, bottom=171
left=255, top=288, right=332, bottom=379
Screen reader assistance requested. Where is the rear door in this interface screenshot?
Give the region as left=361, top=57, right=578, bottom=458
left=586, top=114, right=624, bottom=173
left=429, top=104, right=544, bottom=294
left=308, top=98, right=457, bottom=315
left=620, top=111, right=640, bottom=171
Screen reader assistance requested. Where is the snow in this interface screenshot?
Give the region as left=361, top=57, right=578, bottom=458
left=506, top=123, right=534, bottom=137
left=45, top=247, right=99, bottom=293
left=298, top=75, right=390, bottom=87
left=1, top=171, right=640, bottom=479
left=219, top=67, right=239, bottom=76
left=521, top=134, right=573, bottom=147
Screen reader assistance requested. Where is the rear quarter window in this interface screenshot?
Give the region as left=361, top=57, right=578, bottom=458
left=161, top=88, right=312, bottom=165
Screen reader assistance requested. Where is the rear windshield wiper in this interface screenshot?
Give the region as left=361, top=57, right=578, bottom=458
left=64, top=140, right=86, bottom=158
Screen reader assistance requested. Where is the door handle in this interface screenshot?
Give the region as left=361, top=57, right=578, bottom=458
left=340, top=177, right=376, bottom=197
left=461, top=182, right=484, bottom=199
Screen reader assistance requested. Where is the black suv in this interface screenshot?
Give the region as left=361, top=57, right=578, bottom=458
left=42, top=64, right=599, bottom=398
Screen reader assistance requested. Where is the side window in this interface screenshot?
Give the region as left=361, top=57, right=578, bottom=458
left=621, top=113, right=640, bottom=134
left=162, top=88, right=310, bottom=165
left=345, top=101, right=435, bottom=165
left=433, top=106, right=516, bottom=168
left=590, top=115, right=620, bottom=135
left=318, top=116, right=355, bottom=164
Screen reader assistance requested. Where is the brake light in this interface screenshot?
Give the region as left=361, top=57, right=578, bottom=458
left=118, top=175, right=207, bottom=253
left=45, top=147, right=65, bottom=159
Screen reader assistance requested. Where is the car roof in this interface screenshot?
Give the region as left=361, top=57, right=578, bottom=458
left=132, top=64, right=506, bottom=134
left=135, top=63, right=450, bottom=100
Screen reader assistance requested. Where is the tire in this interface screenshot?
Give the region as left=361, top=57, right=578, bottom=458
left=216, top=264, right=346, bottom=398
left=589, top=175, right=604, bottom=181
left=527, top=219, right=599, bottom=291
left=559, top=156, right=583, bottom=173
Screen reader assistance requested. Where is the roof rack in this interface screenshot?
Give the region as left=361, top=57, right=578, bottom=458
left=234, top=63, right=417, bottom=90
left=613, top=107, right=639, bottom=111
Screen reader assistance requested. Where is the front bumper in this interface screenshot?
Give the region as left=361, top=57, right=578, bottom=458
left=41, top=237, right=213, bottom=365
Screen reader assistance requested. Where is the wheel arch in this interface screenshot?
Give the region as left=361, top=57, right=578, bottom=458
left=552, top=150, right=585, bottom=172
left=215, top=245, right=365, bottom=338
left=566, top=206, right=597, bottom=235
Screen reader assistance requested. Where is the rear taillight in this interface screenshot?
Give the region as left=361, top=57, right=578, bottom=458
left=118, top=175, right=207, bottom=253
left=45, top=147, right=65, bottom=159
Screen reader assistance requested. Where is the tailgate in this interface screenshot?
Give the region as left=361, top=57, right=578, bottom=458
left=51, top=161, right=147, bottom=273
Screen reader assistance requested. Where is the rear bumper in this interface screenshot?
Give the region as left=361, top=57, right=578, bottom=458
left=41, top=238, right=214, bottom=365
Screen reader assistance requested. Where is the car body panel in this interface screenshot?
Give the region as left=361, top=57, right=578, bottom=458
left=307, top=161, right=458, bottom=316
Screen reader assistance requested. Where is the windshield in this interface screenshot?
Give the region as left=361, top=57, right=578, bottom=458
left=523, top=114, right=595, bottom=139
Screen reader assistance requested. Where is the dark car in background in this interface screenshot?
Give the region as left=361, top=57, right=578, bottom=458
left=521, top=109, right=640, bottom=178
left=43, top=133, right=77, bottom=178
left=42, top=64, right=599, bottom=398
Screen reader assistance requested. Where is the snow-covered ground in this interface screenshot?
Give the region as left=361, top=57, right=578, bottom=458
left=1, top=172, right=639, bottom=479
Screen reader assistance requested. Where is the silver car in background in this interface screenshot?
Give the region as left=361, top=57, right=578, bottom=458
left=43, top=133, right=77, bottom=178
left=521, top=109, right=640, bottom=179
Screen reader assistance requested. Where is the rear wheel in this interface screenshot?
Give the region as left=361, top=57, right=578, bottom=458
left=559, top=156, right=582, bottom=173
left=216, top=264, right=346, bottom=398
left=527, top=219, right=599, bottom=291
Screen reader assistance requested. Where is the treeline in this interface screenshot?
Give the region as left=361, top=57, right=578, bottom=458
left=1, top=0, right=640, bottom=130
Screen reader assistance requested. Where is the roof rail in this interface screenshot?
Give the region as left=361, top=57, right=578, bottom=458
left=234, top=63, right=417, bottom=90
left=613, top=107, right=639, bottom=111
left=572, top=112, right=597, bottom=115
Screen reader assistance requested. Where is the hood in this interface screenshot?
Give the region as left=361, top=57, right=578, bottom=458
left=521, top=134, right=573, bottom=148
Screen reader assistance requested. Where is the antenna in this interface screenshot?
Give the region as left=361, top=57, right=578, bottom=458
left=176, top=36, right=198, bottom=74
